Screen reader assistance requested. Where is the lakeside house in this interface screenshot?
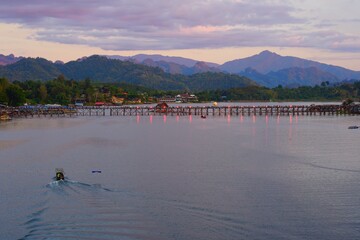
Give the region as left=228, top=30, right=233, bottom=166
left=158, top=93, right=198, bottom=103
left=74, top=98, right=85, bottom=106
left=157, top=96, right=176, bottom=103
left=155, top=102, right=169, bottom=113
left=95, top=102, right=105, bottom=106
left=0, top=104, right=11, bottom=121
left=0, top=112, right=11, bottom=121
left=176, top=93, right=198, bottom=103
left=126, top=98, right=142, bottom=104
left=111, top=96, right=125, bottom=105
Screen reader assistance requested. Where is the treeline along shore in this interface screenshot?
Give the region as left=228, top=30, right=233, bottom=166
left=0, top=75, right=360, bottom=107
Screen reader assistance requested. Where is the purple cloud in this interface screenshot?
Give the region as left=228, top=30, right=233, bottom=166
left=0, top=0, right=359, bottom=52
left=0, top=0, right=300, bottom=27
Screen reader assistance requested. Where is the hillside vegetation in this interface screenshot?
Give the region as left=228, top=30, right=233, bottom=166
left=1, top=76, right=359, bottom=106
left=0, top=55, right=256, bottom=91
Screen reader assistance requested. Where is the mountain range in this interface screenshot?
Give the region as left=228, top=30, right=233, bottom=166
left=0, top=55, right=256, bottom=91
left=104, top=51, right=360, bottom=87
left=0, top=51, right=359, bottom=89
left=221, top=51, right=360, bottom=87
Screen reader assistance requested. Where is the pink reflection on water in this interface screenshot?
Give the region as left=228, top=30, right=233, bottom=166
left=176, top=115, right=179, bottom=122
left=240, top=115, right=243, bottom=123
left=136, top=115, right=140, bottom=124
left=277, top=115, right=280, bottom=124
left=265, top=115, right=269, bottom=146
left=163, top=115, right=167, bottom=123
left=265, top=115, right=269, bottom=126
left=149, top=115, right=153, bottom=124
left=189, top=115, right=192, bottom=123
left=252, top=120, right=256, bottom=144
left=288, top=116, right=294, bottom=141
left=227, top=114, right=231, bottom=124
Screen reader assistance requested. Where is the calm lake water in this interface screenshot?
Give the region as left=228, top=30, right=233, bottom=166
left=1, top=105, right=360, bottom=239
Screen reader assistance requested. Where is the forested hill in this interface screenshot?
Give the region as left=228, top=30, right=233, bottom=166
left=0, top=55, right=257, bottom=91
left=0, top=57, right=62, bottom=82
left=59, top=55, right=187, bottom=90
left=185, top=72, right=256, bottom=92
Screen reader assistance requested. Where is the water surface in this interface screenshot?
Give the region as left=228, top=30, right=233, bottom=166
left=1, top=111, right=359, bottom=239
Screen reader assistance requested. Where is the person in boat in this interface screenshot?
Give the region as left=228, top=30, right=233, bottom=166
left=55, top=168, right=65, bottom=181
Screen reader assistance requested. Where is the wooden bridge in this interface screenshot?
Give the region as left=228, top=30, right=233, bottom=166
left=3, top=106, right=77, bottom=118
left=3, top=104, right=359, bottom=118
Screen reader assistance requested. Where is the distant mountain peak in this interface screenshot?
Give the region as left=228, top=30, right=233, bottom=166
left=258, top=50, right=278, bottom=56
left=255, top=50, right=282, bottom=61
left=0, top=53, right=23, bottom=66
left=220, top=50, right=360, bottom=81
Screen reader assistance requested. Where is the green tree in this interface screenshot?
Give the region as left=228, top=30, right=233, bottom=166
left=38, top=84, right=48, bottom=103
left=6, top=84, right=25, bottom=106
left=0, top=78, right=10, bottom=104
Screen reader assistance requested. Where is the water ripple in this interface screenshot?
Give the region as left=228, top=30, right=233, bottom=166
left=20, top=180, right=163, bottom=240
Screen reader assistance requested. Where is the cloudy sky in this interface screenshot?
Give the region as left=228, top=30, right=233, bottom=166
left=0, top=0, right=359, bottom=70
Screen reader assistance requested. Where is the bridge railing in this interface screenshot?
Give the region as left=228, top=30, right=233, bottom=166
left=3, top=104, right=359, bottom=118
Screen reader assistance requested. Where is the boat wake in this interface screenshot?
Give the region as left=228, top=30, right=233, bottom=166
left=294, top=161, right=360, bottom=173
left=46, top=179, right=114, bottom=192
left=20, top=179, right=162, bottom=240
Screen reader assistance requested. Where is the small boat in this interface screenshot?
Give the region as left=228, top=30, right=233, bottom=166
left=201, top=115, right=206, bottom=119
left=55, top=168, right=65, bottom=181
left=348, top=126, right=359, bottom=129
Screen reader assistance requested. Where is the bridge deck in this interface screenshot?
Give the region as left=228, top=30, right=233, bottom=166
left=3, top=104, right=358, bottom=118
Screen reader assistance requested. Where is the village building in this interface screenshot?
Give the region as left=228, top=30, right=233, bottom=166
left=126, top=98, right=142, bottom=104
left=157, top=96, right=176, bottom=103
left=175, top=93, right=198, bottom=103
left=74, top=98, right=86, bottom=106
left=155, top=102, right=169, bottom=113
left=111, top=96, right=125, bottom=105
left=95, top=102, right=106, bottom=106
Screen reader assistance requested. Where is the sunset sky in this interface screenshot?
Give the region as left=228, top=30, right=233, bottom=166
left=0, top=0, right=359, bottom=70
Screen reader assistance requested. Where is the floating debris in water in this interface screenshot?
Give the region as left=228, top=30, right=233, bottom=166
left=92, top=170, right=102, bottom=173
left=348, top=126, right=359, bottom=129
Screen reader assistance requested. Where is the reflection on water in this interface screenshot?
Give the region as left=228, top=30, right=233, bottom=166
left=0, top=139, right=28, bottom=150
left=1, top=113, right=360, bottom=239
